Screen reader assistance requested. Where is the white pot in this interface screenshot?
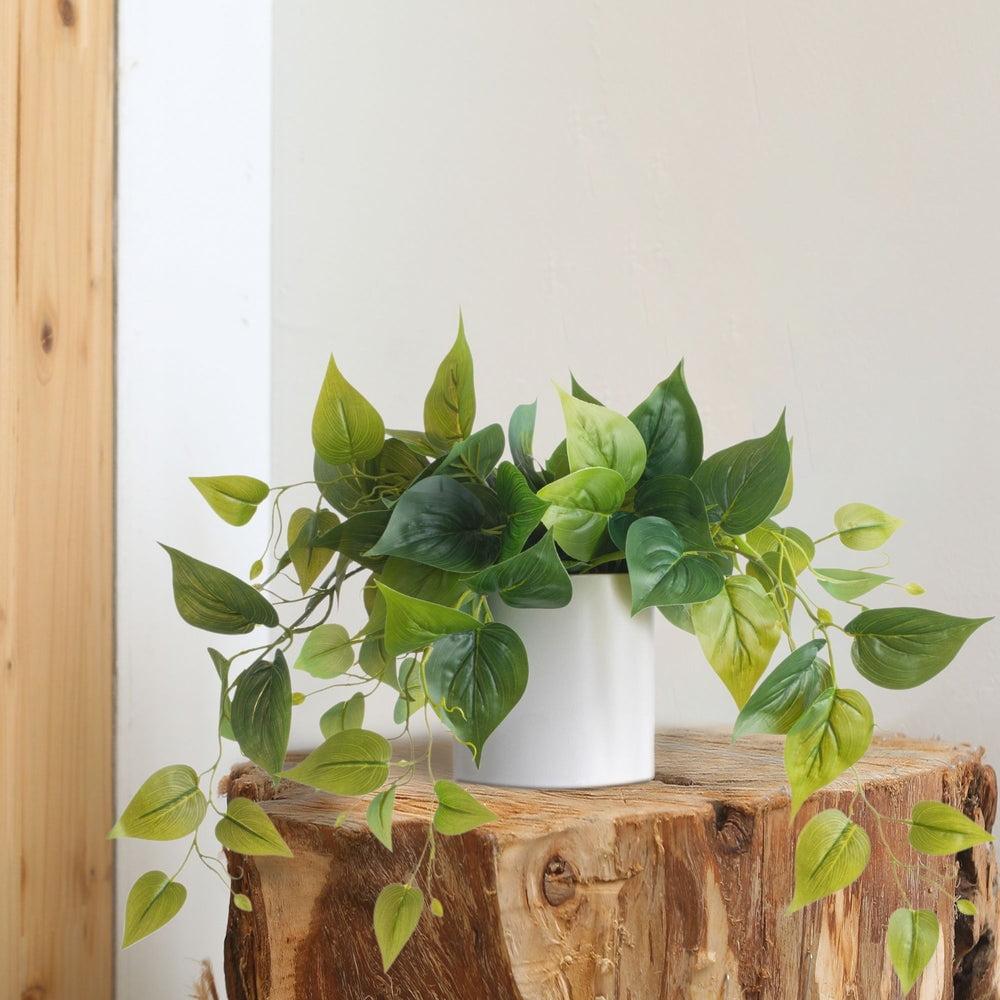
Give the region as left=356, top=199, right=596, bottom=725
left=452, top=572, right=655, bottom=789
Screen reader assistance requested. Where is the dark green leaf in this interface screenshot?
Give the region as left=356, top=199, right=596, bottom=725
left=508, top=401, right=544, bottom=488
left=570, top=373, right=604, bottom=405
left=466, top=531, right=572, bottom=609
left=378, top=557, right=465, bottom=606
left=190, top=475, right=269, bottom=526
left=313, top=452, right=382, bottom=516
left=311, top=355, right=385, bottom=464
left=545, top=439, right=570, bottom=480
left=313, top=509, right=390, bottom=570
left=209, top=648, right=236, bottom=741
left=282, top=729, right=391, bottom=795
left=393, top=657, right=425, bottom=723
left=437, top=423, right=504, bottom=481
left=788, top=809, right=870, bottom=912
left=628, top=361, right=703, bottom=479
left=658, top=603, right=694, bottom=633
left=376, top=438, right=429, bottom=490
left=376, top=581, right=482, bottom=656
left=424, top=315, right=475, bottom=444
left=231, top=652, right=292, bottom=776
left=495, top=461, right=549, bottom=561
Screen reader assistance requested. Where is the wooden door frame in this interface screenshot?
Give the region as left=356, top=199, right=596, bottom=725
left=1, top=0, right=116, bottom=996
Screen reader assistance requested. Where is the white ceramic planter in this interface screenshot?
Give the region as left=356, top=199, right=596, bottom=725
left=453, top=572, right=655, bottom=789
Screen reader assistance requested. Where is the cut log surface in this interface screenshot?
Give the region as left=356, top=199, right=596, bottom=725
left=223, top=731, right=999, bottom=1000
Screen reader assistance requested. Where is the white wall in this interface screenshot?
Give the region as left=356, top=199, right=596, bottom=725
left=117, top=3, right=271, bottom=997
left=272, top=2, right=1000, bottom=756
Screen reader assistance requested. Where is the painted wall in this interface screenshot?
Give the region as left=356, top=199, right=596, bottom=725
left=116, top=3, right=272, bottom=996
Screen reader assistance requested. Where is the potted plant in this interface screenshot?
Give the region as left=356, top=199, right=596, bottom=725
left=113, top=318, right=992, bottom=993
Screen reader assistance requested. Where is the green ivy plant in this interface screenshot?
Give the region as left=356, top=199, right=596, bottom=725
left=114, top=318, right=993, bottom=993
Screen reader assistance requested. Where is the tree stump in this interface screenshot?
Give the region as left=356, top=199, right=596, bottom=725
left=222, top=731, right=999, bottom=1000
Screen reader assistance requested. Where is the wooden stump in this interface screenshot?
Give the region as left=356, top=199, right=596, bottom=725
left=222, top=731, right=999, bottom=1000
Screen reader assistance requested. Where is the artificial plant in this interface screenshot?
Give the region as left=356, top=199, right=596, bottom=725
left=113, top=318, right=991, bottom=993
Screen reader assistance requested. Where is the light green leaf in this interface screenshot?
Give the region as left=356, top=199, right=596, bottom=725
left=384, top=428, right=451, bottom=458
left=215, top=797, right=292, bottom=857
left=110, top=765, right=206, bottom=841
left=376, top=581, right=482, bottom=656
left=233, top=893, right=253, bottom=912
left=887, top=908, right=940, bottom=994
left=812, top=567, right=892, bottom=602
left=432, top=779, right=498, bottom=835
left=626, top=517, right=725, bottom=613
left=437, top=423, right=504, bottom=481
left=908, top=801, right=995, bottom=855
left=373, top=883, right=424, bottom=972
left=311, top=355, right=385, bottom=465
left=733, top=639, right=834, bottom=738
left=833, top=502, right=902, bottom=551
left=785, top=687, right=874, bottom=814
left=161, top=545, right=278, bottom=634
left=495, top=461, right=549, bottom=561
left=466, top=531, right=572, bottom=610
left=367, top=787, right=396, bottom=851
left=692, top=412, right=790, bottom=535
left=231, top=652, right=292, bottom=776
left=393, top=657, right=426, bottom=723
left=745, top=521, right=814, bottom=575
left=209, top=648, right=236, bottom=741
left=294, top=624, right=354, bottom=679
left=788, top=809, right=871, bottom=912
left=358, top=635, right=397, bottom=687
left=558, top=387, right=647, bottom=489
left=190, top=475, right=269, bottom=527
left=427, top=622, right=528, bottom=764
left=508, top=401, right=544, bottom=488
left=287, top=508, right=339, bottom=593
left=122, top=871, right=187, bottom=948
left=538, top=467, right=627, bottom=561
left=376, top=437, right=429, bottom=490
left=690, top=575, right=782, bottom=708
left=424, top=316, right=475, bottom=444
left=845, top=608, right=991, bottom=689
left=283, top=729, right=391, bottom=796
left=628, top=361, right=703, bottom=479
left=430, top=897, right=445, bottom=918
left=320, top=691, right=366, bottom=738
left=957, top=899, right=977, bottom=917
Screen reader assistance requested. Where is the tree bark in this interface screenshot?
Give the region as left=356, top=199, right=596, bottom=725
left=223, top=731, right=999, bottom=1000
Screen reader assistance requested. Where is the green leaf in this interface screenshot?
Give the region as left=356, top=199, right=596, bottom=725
left=570, top=372, right=604, bottom=405
left=379, top=557, right=465, bottom=606
left=908, top=801, right=995, bottom=855
left=110, top=765, right=206, bottom=841
left=495, top=461, right=549, bottom=561
left=508, top=401, right=544, bottom=488
left=733, top=639, right=834, bottom=738
left=367, top=476, right=502, bottom=572
left=785, top=687, right=874, bottom=814
left=209, top=648, right=236, bottom=741
left=692, top=412, right=791, bottom=535
left=833, top=502, right=902, bottom=551
left=384, top=428, right=450, bottom=458
left=545, top=439, right=570, bottom=480
left=231, top=652, right=292, bottom=776
left=358, top=635, right=397, bottom=686
left=190, top=475, right=269, bottom=527
left=313, top=453, right=383, bottom=517
left=376, top=581, right=482, bottom=656
left=286, top=508, right=339, bottom=593
left=690, top=575, right=782, bottom=708
left=432, top=779, right=498, bottom=834
left=957, top=899, right=977, bottom=917
left=233, top=893, right=253, bottom=912
left=320, top=691, right=366, bottom=738
left=215, top=797, right=292, bottom=857
left=812, top=567, right=892, bottom=602
left=122, top=871, right=187, bottom=948
left=283, top=729, right=391, bottom=795
left=558, top=387, right=647, bottom=489
left=658, top=603, right=695, bottom=634
left=311, top=355, right=385, bottom=465
left=424, top=315, right=475, bottom=444
left=313, top=509, right=390, bottom=570
left=393, top=657, right=426, bottom=723
left=771, top=438, right=794, bottom=515
left=367, top=787, right=396, bottom=851
left=628, top=361, right=703, bottom=479
left=538, top=467, right=627, bottom=561
left=376, top=438, right=429, bottom=490
left=426, top=622, right=528, bottom=764
left=788, top=809, right=871, bottom=912
left=294, top=624, right=354, bottom=679
left=887, top=908, right=940, bottom=994
left=745, top=521, right=814, bottom=575
left=160, top=545, right=278, bottom=634
left=430, top=897, right=445, bottom=918
left=437, top=423, right=504, bottom=481
left=845, top=608, right=991, bottom=689
left=373, top=883, right=424, bottom=972
left=626, top=517, right=725, bottom=613
left=466, top=531, right=572, bottom=610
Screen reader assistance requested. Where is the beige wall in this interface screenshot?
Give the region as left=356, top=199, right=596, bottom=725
left=272, top=4, right=1000, bottom=751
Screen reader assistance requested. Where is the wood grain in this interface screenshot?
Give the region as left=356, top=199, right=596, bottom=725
left=0, top=0, right=115, bottom=996
left=224, top=731, right=1000, bottom=1000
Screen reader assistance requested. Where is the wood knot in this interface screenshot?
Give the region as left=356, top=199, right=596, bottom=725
left=712, top=803, right=755, bottom=854
left=542, top=855, right=576, bottom=906
left=57, top=0, right=75, bottom=26
left=40, top=322, right=54, bottom=353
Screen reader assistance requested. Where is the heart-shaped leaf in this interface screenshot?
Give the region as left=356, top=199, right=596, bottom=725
left=692, top=412, right=790, bottom=535
left=628, top=361, right=703, bottom=479
left=313, top=452, right=383, bottom=517
left=376, top=581, right=481, bottom=656
left=558, top=388, right=647, bottom=489
left=426, top=622, right=528, bottom=764
left=161, top=545, right=278, bottom=634
left=466, top=531, right=572, bottom=610
left=812, top=567, right=891, bottom=602
left=508, top=401, right=544, bottom=488
left=313, top=509, right=390, bottom=571
left=788, top=809, right=870, bottom=912
left=393, top=657, right=426, bottom=723
left=283, top=729, right=391, bottom=795
left=424, top=317, right=475, bottom=444
left=833, top=502, right=902, bottom=551
left=367, top=787, right=396, bottom=851
left=383, top=428, right=450, bottom=458
left=122, top=871, right=187, bottom=948
left=378, top=557, right=466, bottom=606
left=538, top=467, right=627, bottom=561
left=690, top=575, right=782, bottom=708
left=495, top=461, right=549, bottom=561
left=320, top=691, right=366, bottom=738
left=887, top=908, right=940, bottom=994
left=908, top=801, right=995, bottom=855
left=110, top=765, right=207, bottom=841
left=437, top=423, right=505, bottom=481
left=231, top=652, right=292, bottom=776
left=294, top=624, right=354, bottom=679
left=745, top=521, right=814, bottom=574
left=287, top=508, right=339, bottom=593
left=215, top=797, right=292, bottom=857
left=190, top=475, right=269, bottom=526
left=785, top=687, right=874, bottom=814
left=432, top=779, right=498, bottom=835
left=733, top=639, right=833, bottom=738
left=845, top=608, right=990, bottom=689
left=312, top=355, right=385, bottom=465
left=374, top=883, right=424, bottom=972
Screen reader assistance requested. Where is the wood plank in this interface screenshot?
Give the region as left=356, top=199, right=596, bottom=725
left=0, top=0, right=115, bottom=996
